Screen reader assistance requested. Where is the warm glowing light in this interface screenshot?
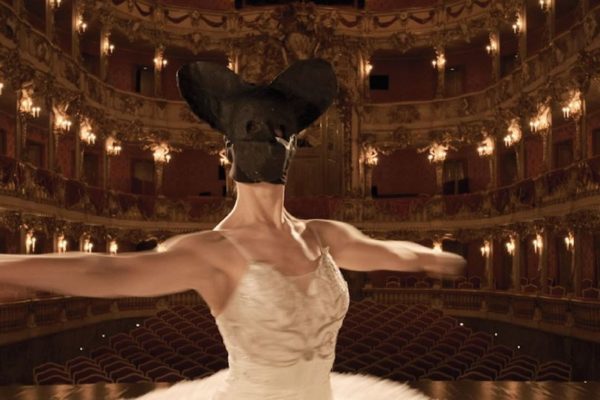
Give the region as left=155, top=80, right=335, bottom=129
left=0, top=82, right=4, bottom=95
left=504, top=119, right=522, bottom=147
left=363, top=145, right=379, bottom=167
left=109, top=240, right=118, bottom=255
left=562, top=91, right=582, bottom=120
left=512, top=15, right=522, bottom=34
left=529, top=105, right=551, bottom=133
left=477, top=137, right=495, bottom=157
left=532, top=233, right=543, bottom=254
left=480, top=240, right=491, bottom=257
left=102, top=37, right=115, bottom=55
left=427, top=143, right=448, bottom=163
left=153, top=55, right=168, bottom=71
left=54, top=110, right=72, bottom=133
left=505, top=237, right=515, bottom=255
left=76, top=16, right=87, bottom=33
left=227, top=58, right=234, bottom=70
left=539, top=0, right=551, bottom=11
left=564, top=232, right=574, bottom=252
left=432, top=241, right=443, bottom=252
left=79, top=120, right=96, bottom=145
left=431, top=51, right=446, bottom=70
left=486, top=35, right=499, bottom=55
left=157, top=243, right=167, bottom=252
left=83, top=238, right=94, bottom=253
left=218, top=149, right=230, bottom=167
left=151, top=142, right=173, bottom=164
left=105, top=136, right=122, bottom=156
left=19, top=90, right=41, bottom=118
left=50, top=0, right=62, bottom=9
left=57, top=234, right=68, bottom=253
left=25, top=230, right=36, bottom=254
left=365, top=61, right=373, bottom=75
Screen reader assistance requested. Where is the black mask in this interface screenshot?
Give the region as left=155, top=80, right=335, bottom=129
left=176, top=59, right=337, bottom=184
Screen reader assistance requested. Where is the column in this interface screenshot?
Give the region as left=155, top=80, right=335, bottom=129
left=515, top=140, right=526, bottom=181
left=572, top=229, right=583, bottom=296
left=45, top=0, right=56, bottom=40
left=435, top=163, right=443, bottom=194
left=518, top=2, right=527, bottom=62
left=489, top=30, right=501, bottom=82
left=15, top=91, right=25, bottom=161
left=74, top=120, right=83, bottom=180
left=434, top=47, right=445, bottom=98
left=154, top=163, right=164, bottom=195
left=153, top=45, right=165, bottom=97
left=71, top=0, right=81, bottom=60
left=488, top=148, right=498, bottom=189
left=99, top=25, right=110, bottom=81
left=511, top=234, right=522, bottom=291
left=47, top=100, right=57, bottom=171
left=546, top=0, right=556, bottom=41
left=575, top=96, right=587, bottom=161
left=102, top=145, right=109, bottom=190
left=540, top=229, right=550, bottom=294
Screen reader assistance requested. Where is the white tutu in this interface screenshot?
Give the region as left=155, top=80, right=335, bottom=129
left=128, top=369, right=430, bottom=400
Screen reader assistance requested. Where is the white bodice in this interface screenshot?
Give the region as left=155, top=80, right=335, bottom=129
left=212, top=244, right=350, bottom=400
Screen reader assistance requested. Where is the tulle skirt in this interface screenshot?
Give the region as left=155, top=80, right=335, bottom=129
left=127, top=369, right=430, bottom=400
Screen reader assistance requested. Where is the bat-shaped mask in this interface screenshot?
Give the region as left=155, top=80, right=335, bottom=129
left=176, top=59, right=337, bottom=184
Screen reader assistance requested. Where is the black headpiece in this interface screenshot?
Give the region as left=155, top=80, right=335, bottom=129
left=176, top=59, right=337, bottom=184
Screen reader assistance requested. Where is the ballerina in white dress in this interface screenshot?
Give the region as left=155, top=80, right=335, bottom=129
left=0, top=59, right=464, bottom=400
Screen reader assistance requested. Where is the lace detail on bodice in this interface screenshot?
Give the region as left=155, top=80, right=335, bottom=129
left=215, top=246, right=349, bottom=368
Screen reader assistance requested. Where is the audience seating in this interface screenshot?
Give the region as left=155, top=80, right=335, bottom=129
left=32, top=300, right=573, bottom=384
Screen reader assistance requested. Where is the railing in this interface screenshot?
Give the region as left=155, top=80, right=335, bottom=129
left=364, top=287, right=600, bottom=343
left=0, top=291, right=202, bottom=345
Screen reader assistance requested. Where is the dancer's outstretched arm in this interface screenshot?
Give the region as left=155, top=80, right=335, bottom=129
left=309, top=219, right=465, bottom=275
left=0, top=232, right=215, bottom=298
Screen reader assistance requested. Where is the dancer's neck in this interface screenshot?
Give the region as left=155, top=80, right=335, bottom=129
left=227, top=181, right=289, bottom=230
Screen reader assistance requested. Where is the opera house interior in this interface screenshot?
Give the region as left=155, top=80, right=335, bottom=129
left=0, top=0, right=599, bottom=399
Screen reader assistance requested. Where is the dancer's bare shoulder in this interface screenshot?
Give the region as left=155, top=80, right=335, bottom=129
left=158, top=230, right=235, bottom=272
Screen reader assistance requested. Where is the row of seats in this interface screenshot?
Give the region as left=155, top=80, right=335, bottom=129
left=32, top=302, right=572, bottom=384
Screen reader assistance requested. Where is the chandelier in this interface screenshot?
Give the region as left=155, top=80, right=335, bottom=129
left=427, top=143, right=449, bottom=163
left=79, top=120, right=96, bottom=145
left=105, top=136, right=122, bottom=156
left=504, top=119, right=522, bottom=147
left=529, top=105, right=551, bottom=133
left=477, top=137, right=495, bottom=157
left=562, top=91, right=582, bottom=120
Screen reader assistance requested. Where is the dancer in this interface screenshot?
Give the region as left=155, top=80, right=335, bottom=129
left=0, top=59, right=464, bottom=399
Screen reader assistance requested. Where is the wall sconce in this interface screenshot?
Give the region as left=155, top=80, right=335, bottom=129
left=362, top=145, right=379, bottom=167
left=76, top=16, right=87, bottom=34
left=539, top=0, right=551, bottom=12
left=218, top=149, right=230, bottom=167
left=57, top=234, right=68, bottom=253
left=19, top=90, right=41, bottom=118
left=50, top=0, right=62, bottom=9
left=512, top=15, right=522, bottom=34
left=480, top=240, right=491, bottom=258
left=365, top=61, right=373, bottom=75
left=485, top=35, right=499, bottom=56
left=227, top=58, right=234, bottom=71
left=564, top=232, right=574, bottom=252
left=477, top=137, right=495, bottom=157
left=153, top=55, right=168, bottom=71
left=105, top=136, right=122, bottom=156
left=0, top=82, right=4, bottom=95
left=505, top=237, right=516, bottom=255
left=25, top=230, right=37, bottom=254
left=79, top=120, right=96, bottom=145
left=83, top=237, right=94, bottom=253
left=150, top=142, right=173, bottom=164
left=504, top=119, right=522, bottom=147
left=427, top=143, right=449, bottom=163
left=102, top=37, right=115, bottom=56
left=54, top=110, right=72, bottom=133
left=529, top=105, right=551, bottom=134
left=432, top=241, right=443, bottom=252
left=431, top=51, right=446, bottom=70
left=532, top=233, right=543, bottom=254
left=561, top=91, right=582, bottom=120
left=109, top=240, right=118, bottom=255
